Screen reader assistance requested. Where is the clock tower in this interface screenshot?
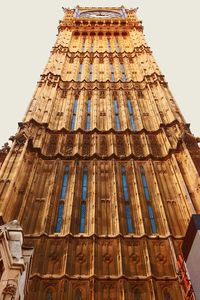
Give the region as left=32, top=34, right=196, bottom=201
left=0, top=6, right=199, bottom=299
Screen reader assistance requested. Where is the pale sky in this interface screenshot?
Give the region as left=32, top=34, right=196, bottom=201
left=0, top=1, right=199, bottom=146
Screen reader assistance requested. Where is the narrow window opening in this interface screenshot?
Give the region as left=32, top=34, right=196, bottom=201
left=108, top=38, right=111, bottom=52
left=114, top=100, right=120, bottom=130
left=115, top=38, right=120, bottom=52
left=86, top=98, right=91, bottom=130
left=77, top=63, right=82, bottom=81
left=127, top=99, right=136, bottom=130
left=120, top=63, right=126, bottom=81
left=80, top=166, right=88, bottom=233
left=82, top=39, right=85, bottom=52
left=71, top=97, right=78, bottom=130
left=110, top=64, right=114, bottom=81
left=55, top=166, right=69, bottom=233
left=140, top=166, right=157, bottom=233
left=89, top=64, right=93, bottom=81
left=91, top=39, right=94, bottom=52
left=121, top=166, right=133, bottom=233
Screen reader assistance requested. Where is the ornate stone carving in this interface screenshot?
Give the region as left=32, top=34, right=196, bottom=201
left=99, top=135, right=108, bottom=155
left=65, top=135, right=74, bottom=155
left=116, top=135, right=125, bottom=156
left=82, top=135, right=91, bottom=156
left=14, top=125, right=31, bottom=145
left=102, top=253, right=113, bottom=264
left=2, top=283, right=17, bottom=296
left=76, top=253, right=86, bottom=264
left=47, top=135, right=58, bottom=155
left=148, top=134, right=161, bottom=156
left=0, top=143, right=10, bottom=154
left=132, top=135, right=143, bottom=156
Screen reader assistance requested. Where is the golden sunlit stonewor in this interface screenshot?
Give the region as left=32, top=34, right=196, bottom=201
left=0, top=6, right=200, bottom=299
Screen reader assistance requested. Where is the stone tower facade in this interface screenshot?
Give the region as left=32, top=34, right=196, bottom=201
left=0, top=6, right=200, bottom=300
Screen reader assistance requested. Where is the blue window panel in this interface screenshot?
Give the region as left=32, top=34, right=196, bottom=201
left=120, top=64, right=126, bottom=81
left=114, top=100, right=119, bottom=113
left=80, top=203, right=86, bottom=233
left=110, top=64, right=114, bottom=81
left=125, top=204, right=133, bottom=233
left=86, top=116, right=90, bottom=130
left=82, top=167, right=88, bottom=200
left=122, top=74, right=126, bottom=81
left=87, top=99, right=91, bottom=113
left=130, top=116, right=135, bottom=130
left=120, top=64, right=125, bottom=73
left=73, top=98, right=78, bottom=113
left=141, top=174, right=150, bottom=200
left=55, top=202, right=64, bottom=233
left=116, top=116, right=120, bottom=130
left=78, top=73, right=81, bottom=81
left=60, top=166, right=69, bottom=198
left=71, top=98, right=78, bottom=130
left=150, top=217, right=157, bottom=233
left=71, top=116, right=76, bottom=130
left=86, top=99, right=91, bottom=130
left=148, top=205, right=157, bottom=233
left=110, top=64, right=114, bottom=73
left=122, top=171, right=129, bottom=201
left=114, top=100, right=120, bottom=130
left=148, top=204, right=155, bottom=219
left=127, top=99, right=133, bottom=113
left=140, top=166, right=157, bottom=233
left=60, top=166, right=69, bottom=199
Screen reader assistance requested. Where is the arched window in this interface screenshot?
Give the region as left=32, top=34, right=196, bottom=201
left=75, top=289, right=82, bottom=300
left=134, top=288, right=141, bottom=300
left=55, top=166, right=69, bottom=232
left=46, top=289, right=53, bottom=300
left=140, top=166, right=157, bottom=233
left=121, top=166, right=133, bottom=233
left=80, top=166, right=88, bottom=233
